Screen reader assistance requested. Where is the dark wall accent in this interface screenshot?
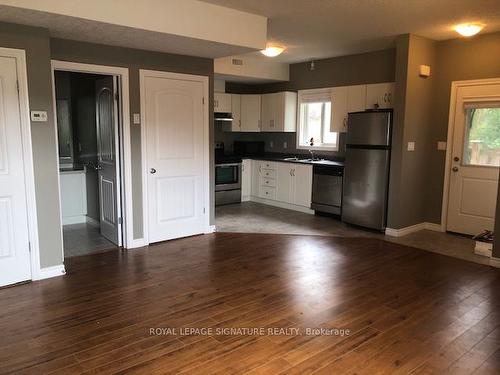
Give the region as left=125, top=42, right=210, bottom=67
left=227, top=49, right=396, bottom=94
left=0, top=22, right=63, bottom=268
left=50, top=38, right=214, bottom=238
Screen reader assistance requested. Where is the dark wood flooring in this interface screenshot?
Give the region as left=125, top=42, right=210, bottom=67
left=1, top=233, right=500, bottom=374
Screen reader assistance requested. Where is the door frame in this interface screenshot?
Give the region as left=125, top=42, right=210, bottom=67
left=139, top=69, right=210, bottom=245
left=441, top=77, right=500, bottom=232
left=0, top=47, right=41, bottom=280
left=50, top=60, right=135, bottom=249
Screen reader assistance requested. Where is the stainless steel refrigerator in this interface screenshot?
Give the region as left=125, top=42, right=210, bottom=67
left=342, top=110, right=392, bottom=231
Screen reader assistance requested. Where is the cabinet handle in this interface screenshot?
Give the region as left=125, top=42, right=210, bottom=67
left=289, top=169, right=292, bottom=176
left=384, top=93, right=387, bottom=103
left=292, top=169, right=295, bottom=176
left=388, top=93, right=392, bottom=103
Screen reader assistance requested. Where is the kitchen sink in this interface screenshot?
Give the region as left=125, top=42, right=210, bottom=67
left=283, top=157, right=300, bottom=161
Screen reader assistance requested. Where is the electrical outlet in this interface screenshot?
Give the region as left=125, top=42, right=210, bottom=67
left=407, top=141, right=415, bottom=151
left=283, top=141, right=288, bottom=149
left=269, top=141, right=274, bottom=148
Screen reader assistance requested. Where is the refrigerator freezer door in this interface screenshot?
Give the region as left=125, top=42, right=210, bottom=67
left=342, top=148, right=390, bottom=230
left=346, top=111, right=391, bottom=146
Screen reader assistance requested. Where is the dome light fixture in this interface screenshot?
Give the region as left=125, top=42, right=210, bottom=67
left=454, top=23, right=484, bottom=37
left=260, top=45, right=285, bottom=57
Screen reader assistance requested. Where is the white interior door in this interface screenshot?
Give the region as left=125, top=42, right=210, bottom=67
left=96, top=76, right=121, bottom=246
left=447, top=82, right=500, bottom=235
left=0, top=55, right=31, bottom=286
left=143, top=73, right=206, bottom=243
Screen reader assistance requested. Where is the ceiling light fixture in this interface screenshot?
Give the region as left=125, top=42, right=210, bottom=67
left=260, top=45, right=285, bottom=57
left=454, top=23, right=484, bottom=37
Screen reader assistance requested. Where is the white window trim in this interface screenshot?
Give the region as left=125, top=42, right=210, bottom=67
left=296, top=88, right=339, bottom=152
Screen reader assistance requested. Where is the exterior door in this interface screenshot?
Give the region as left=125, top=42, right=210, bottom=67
left=0, top=55, right=31, bottom=286
left=447, top=83, right=500, bottom=235
left=96, top=76, right=121, bottom=245
left=143, top=73, right=206, bottom=243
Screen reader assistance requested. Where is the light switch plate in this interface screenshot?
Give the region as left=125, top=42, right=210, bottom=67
left=269, top=141, right=274, bottom=148
left=133, top=113, right=141, bottom=124
left=437, top=141, right=447, bottom=151
left=407, top=141, right=415, bottom=151
left=31, top=110, right=48, bottom=122
left=283, top=141, right=287, bottom=149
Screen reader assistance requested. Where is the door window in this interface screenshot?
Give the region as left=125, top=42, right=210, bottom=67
left=463, top=104, right=500, bottom=167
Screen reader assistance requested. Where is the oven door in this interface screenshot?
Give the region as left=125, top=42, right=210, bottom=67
left=215, top=163, right=241, bottom=191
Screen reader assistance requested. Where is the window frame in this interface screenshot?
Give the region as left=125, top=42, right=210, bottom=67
left=296, top=88, right=339, bottom=152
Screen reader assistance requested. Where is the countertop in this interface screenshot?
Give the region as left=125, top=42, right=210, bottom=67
left=240, top=153, right=345, bottom=167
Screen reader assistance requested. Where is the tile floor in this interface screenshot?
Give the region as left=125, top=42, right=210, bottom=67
left=215, top=201, right=488, bottom=265
left=63, top=222, right=117, bottom=258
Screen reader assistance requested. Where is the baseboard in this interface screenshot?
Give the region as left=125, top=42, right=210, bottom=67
left=86, top=216, right=100, bottom=228
left=475, top=241, right=493, bottom=257
left=250, top=196, right=314, bottom=214
left=241, top=196, right=251, bottom=202
left=385, top=222, right=443, bottom=237
left=489, top=257, right=500, bottom=268
left=34, top=265, right=66, bottom=281
left=62, top=215, right=86, bottom=225
left=205, top=225, right=216, bottom=234
left=127, top=238, right=148, bottom=249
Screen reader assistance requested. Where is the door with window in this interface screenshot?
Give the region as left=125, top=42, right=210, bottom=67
left=447, top=82, right=500, bottom=235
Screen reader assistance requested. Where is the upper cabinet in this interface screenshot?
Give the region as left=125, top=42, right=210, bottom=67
left=261, top=91, right=297, bottom=132
left=240, top=94, right=261, bottom=132
left=330, top=87, right=348, bottom=133
left=214, top=92, right=232, bottom=113
left=229, top=94, right=241, bottom=132
left=347, top=85, right=367, bottom=113
left=365, top=83, right=395, bottom=109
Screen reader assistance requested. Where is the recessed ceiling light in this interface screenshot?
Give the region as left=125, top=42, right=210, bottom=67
left=454, top=23, right=484, bottom=37
left=260, top=45, right=285, bottom=57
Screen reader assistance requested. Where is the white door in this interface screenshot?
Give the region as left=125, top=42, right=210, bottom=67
left=144, top=73, right=206, bottom=243
left=0, top=55, right=31, bottom=286
left=447, top=82, right=500, bottom=235
left=240, top=95, right=261, bottom=132
left=96, top=76, right=121, bottom=246
left=292, top=164, right=313, bottom=207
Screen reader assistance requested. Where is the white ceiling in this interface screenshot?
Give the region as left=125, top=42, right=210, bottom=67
left=202, top=0, right=500, bottom=63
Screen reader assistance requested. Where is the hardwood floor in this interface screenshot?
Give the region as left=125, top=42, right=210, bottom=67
left=1, top=233, right=500, bottom=374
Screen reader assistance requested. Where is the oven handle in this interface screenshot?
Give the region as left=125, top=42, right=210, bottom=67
left=215, top=163, right=241, bottom=167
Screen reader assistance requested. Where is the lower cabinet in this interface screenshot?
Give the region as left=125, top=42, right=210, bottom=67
left=246, top=160, right=312, bottom=211
left=241, top=159, right=252, bottom=201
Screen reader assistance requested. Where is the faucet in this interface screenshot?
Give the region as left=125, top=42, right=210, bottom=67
left=309, top=149, right=315, bottom=161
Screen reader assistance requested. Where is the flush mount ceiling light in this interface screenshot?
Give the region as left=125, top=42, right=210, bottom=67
left=454, top=23, right=484, bottom=37
left=260, top=45, right=285, bottom=57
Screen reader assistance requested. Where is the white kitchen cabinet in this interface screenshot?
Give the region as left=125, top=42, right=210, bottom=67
left=230, top=94, right=241, bottom=132
left=365, top=83, right=395, bottom=109
left=292, top=164, right=313, bottom=207
left=261, top=92, right=297, bottom=132
left=330, top=86, right=348, bottom=133
left=251, top=160, right=261, bottom=197
left=241, top=159, right=252, bottom=201
left=276, top=162, right=293, bottom=203
left=214, top=92, right=231, bottom=113
left=240, top=94, right=261, bottom=132
left=60, top=170, right=87, bottom=225
left=347, top=85, right=367, bottom=113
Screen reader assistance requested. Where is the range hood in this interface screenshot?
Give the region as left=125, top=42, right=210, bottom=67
left=214, top=112, right=233, bottom=122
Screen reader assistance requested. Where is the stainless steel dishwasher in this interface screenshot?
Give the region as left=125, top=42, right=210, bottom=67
left=311, top=165, right=343, bottom=215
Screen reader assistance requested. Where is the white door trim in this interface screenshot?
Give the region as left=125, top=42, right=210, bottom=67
left=0, top=47, right=41, bottom=280
left=139, top=69, right=210, bottom=246
left=441, top=77, right=500, bottom=232
left=50, top=60, right=136, bottom=249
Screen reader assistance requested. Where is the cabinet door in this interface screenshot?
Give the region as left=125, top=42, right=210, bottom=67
left=366, top=83, right=394, bottom=109
left=261, top=93, right=276, bottom=132
left=276, top=162, right=293, bottom=203
left=241, top=159, right=251, bottom=199
left=231, top=94, right=241, bottom=132
left=241, top=95, right=261, bottom=132
left=282, top=91, right=297, bottom=132
left=251, top=160, right=261, bottom=196
left=347, top=85, right=366, bottom=113
left=292, top=164, right=312, bottom=207
left=330, top=86, right=348, bottom=133
left=214, top=93, right=231, bottom=113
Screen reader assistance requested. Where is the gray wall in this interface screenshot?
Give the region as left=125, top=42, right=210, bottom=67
left=427, top=31, right=500, bottom=224
left=387, top=34, right=437, bottom=228
left=50, top=38, right=214, bottom=239
left=0, top=23, right=63, bottom=268
left=222, top=48, right=396, bottom=159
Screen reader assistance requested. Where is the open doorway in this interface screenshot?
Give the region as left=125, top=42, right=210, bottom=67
left=54, top=70, right=123, bottom=258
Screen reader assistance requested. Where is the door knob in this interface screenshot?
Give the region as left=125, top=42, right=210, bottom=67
left=150, top=168, right=157, bottom=174
left=452, top=166, right=459, bottom=172
left=453, top=156, right=460, bottom=162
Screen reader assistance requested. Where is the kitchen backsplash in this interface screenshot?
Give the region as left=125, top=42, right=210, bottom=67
left=214, top=125, right=346, bottom=158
